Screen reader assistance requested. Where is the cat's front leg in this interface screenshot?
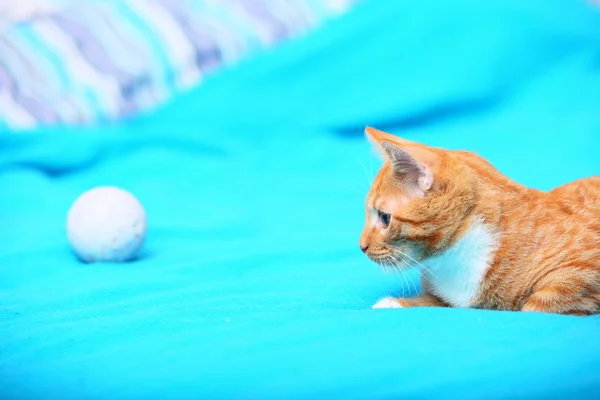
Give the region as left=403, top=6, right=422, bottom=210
left=372, top=293, right=448, bottom=309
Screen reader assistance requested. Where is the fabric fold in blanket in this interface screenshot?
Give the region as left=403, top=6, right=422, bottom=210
left=1, top=1, right=600, bottom=399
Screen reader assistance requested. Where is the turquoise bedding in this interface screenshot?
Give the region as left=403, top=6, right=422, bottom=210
left=2, top=1, right=600, bottom=399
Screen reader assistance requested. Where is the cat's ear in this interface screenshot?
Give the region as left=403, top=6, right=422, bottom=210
left=365, top=127, right=433, bottom=192
left=365, top=126, right=414, bottom=148
left=381, top=140, right=434, bottom=192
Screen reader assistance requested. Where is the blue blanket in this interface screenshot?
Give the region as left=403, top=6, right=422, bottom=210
left=2, top=1, right=600, bottom=399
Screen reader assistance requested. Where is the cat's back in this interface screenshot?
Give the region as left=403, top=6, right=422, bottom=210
left=549, top=176, right=600, bottom=219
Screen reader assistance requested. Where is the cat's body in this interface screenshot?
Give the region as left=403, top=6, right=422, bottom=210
left=361, top=127, right=600, bottom=315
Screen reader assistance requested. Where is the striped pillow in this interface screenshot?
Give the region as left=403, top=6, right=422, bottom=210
left=0, top=0, right=357, bottom=130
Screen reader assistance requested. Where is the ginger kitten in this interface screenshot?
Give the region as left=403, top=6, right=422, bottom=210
left=360, top=126, right=600, bottom=316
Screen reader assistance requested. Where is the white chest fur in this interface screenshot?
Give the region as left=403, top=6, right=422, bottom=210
left=423, top=219, right=498, bottom=308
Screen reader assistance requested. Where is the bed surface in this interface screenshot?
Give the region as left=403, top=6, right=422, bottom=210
left=2, top=1, right=600, bottom=399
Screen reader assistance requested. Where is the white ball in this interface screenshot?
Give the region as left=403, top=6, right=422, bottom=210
left=67, top=186, right=147, bottom=263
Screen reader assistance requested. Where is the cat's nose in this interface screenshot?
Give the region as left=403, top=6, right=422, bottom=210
left=360, top=243, right=369, bottom=253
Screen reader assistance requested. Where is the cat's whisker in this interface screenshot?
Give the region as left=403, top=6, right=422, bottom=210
left=383, top=264, right=391, bottom=276
left=412, top=265, right=433, bottom=284
left=390, top=258, right=407, bottom=298
left=352, top=189, right=370, bottom=201
left=357, top=157, right=373, bottom=187
left=357, top=181, right=370, bottom=191
left=392, top=248, right=438, bottom=279
left=409, top=261, right=435, bottom=282
left=369, top=155, right=374, bottom=186
left=392, top=261, right=407, bottom=298
left=383, top=256, right=402, bottom=297
left=424, top=247, right=434, bottom=259
left=389, top=257, right=413, bottom=298
left=388, top=249, right=435, bottom=285
left=351, top=184, right=369, bottom=195
left=395, top=257, right=419, bottom=296
left=348, top=192, right=368, bottom=200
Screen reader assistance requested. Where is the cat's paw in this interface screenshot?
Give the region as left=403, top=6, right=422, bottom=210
left=372, top=297, right=404, bottom=309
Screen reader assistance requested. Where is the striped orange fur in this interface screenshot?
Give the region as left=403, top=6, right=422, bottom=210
left=360, top=126, right=600, bottom=316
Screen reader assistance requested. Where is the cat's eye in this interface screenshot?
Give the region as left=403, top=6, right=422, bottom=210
left=377, top=210, right=391, bottom=228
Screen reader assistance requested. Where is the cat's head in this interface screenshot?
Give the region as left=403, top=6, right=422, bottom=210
left=359, top=127, right=477, bottom=267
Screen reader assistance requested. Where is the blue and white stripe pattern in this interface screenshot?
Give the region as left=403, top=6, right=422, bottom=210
left=0, top=0, right=357, bottom=130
